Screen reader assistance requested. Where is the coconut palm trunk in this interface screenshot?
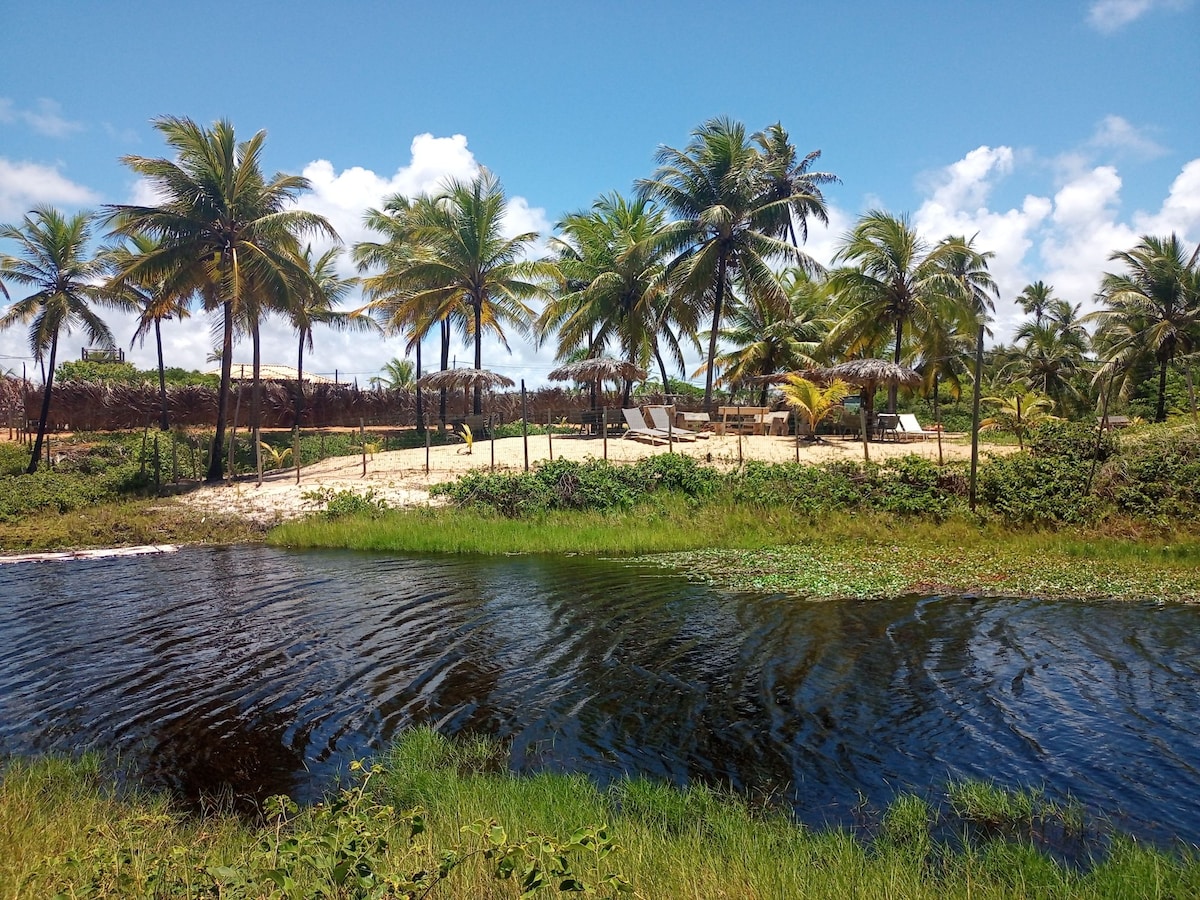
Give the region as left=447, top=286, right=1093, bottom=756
left=252, top=318, right=263, bottom=485
left=154, top=318, right=169, bottom=431
left=703, top=255, right=728, bottom=412
left=439, top=321, right=450, bottom=428
left=890, top=319, right=904, bottom=413
left=207, top=299, right=235, bottom=482
left=27, top=333, right=58, bottom=474
left=473, top=297, right=484, bottom=416
left=1156, top=358, right=1169, bottom=422
left=295, top=331, right=306, bottom=428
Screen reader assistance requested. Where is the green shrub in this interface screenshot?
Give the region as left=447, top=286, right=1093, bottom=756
left=977, top=451, right=1098, bottom=525
left=302, top=487, right=391, bottom=518
left=1098, top=427, right=1200, bottom=521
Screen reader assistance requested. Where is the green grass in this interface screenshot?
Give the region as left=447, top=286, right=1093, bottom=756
left=3, top=731, right=1196, bottom=899
left=269, top=501, right=1200, bottom=602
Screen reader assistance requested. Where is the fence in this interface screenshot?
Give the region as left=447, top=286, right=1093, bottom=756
left=2, top=377, right=693, bottom=434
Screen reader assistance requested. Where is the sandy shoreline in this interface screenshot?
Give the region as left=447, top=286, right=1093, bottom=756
left=175, top=431, right=987, bottom=525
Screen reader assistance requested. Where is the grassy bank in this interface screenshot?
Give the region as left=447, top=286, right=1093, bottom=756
left=0, top=496, right=265, bottom=552
left=3, top=730, right=1195, bottom=898
left=268, top=501, right=1200, bottom=602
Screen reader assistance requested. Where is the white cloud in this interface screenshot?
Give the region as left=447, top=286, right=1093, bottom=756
left=1133, top=158, right=1200, bottom=237
left=1087, top=0, right=1192, bottom=32
left=903, top=145, right=1199, bottom=341
left=286, top=134, right=552, bottom=382
left=0, top=157, right=100, bottom=220
left=0, top=97, right=83, bottom=138
left=1088, top=115, right=1167, bottom=159
left=913, top=146, right=1051, bottom=327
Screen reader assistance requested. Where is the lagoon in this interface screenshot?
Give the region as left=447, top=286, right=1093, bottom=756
left=2, top=545, right=1198, bottom=846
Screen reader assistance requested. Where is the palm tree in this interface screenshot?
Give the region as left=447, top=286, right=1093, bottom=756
left=426, top=171, right=549, bottom=414
left=0, top=207, right=128, bottom=473
left=1089, top=234, right=1200, bottom=421
left=1016, top=281, right=1056, bottom=325
left=755, top=122, right=839, bottom=247
left=539, top=193, right=678, bottom=405
left=828, top=212, right=966, bottom=412
left=106, top=116, right=336, bottom=481
left=110, top=233, right=192, bottom=431
left=370, top=357, right=416, bottom=390
left=637, top=117, right=822, bottom=411
left=360, top=172, right=549, bottom=417
left=781, top=375, right=851, bottom=439
left=1013, top=320, right=1088, bottom=407
left=288, top=245, right=372, bottom=426
left=356, top=194, right=451, bottom=429
left=981, top=390, right=1057, bottom=451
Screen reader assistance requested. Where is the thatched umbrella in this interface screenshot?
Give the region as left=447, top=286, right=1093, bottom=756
left=548, top=357, right=647, bottom=409
left=416, top=368, right=515, bottom=419
left=816, top=359, right=921, bottom=458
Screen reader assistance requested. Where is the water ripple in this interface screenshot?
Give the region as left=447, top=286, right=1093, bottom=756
left=2, top=545, right=1199, bottom=844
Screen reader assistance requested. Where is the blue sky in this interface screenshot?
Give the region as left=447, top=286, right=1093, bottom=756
left=2, top=0, right=1198, bottom=385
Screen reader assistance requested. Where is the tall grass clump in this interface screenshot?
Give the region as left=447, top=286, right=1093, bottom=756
left=5, top=732, right=1200, bottom=898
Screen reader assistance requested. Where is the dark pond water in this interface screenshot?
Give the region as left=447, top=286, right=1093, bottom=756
left=2, top=545, right=1198, bottom=845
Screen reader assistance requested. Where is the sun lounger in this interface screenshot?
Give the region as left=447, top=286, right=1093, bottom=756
left=621, top=407, right=669, bottom=444
left=897, top=413, right=938, bottom=441
left=646, top=406, right=708, bottom=439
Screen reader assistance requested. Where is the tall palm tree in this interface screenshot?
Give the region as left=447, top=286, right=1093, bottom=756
left=755, top=122, right=839, bottom=247
left=111, top=233, right=192, bottom=431
left=106, top=116, right=336, bottom=481
left=0, top=207, right=128, bottom=473
left=427, top=171, right=549, bottom=414
left=1089, top=233, right=1200, bottom=421
left=362, top=172, right=549, bottom=416
left=539, top=193, right=677, bottom=405
left=828, top=212, right=965, bottom=412
left=637, top=117, right=822, bottom=411
left=1016, top=281, right=1056, bottom=325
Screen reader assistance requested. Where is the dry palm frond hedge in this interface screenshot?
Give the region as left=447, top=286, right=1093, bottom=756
left=6, top=379, right=703, bottom=433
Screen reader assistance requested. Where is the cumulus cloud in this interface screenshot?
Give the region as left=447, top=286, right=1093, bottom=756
left=1087, top=0, right=1192, bottom=32
left=903, top=144, right=1198, bottom=340
left=0, top=158, right=100, bottom=220
left=287, top=133, right=552, bottom=381
left=0, top=97, right=83, bottom=138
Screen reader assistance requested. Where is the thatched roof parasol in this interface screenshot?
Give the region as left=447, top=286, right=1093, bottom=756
left=549, top=357, right=646, bottom=409
left=548, top=357, right=647, bottom=384
left=416, top=368, right=515, bottom=392
left=815, top=359, right=921, bottom=389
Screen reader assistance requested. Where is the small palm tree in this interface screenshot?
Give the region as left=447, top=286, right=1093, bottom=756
left=781, top=375, right=851, bottom=439
left=980, top=390, right=1057, bottom=450
left=0, top=207, right=129, bottom=473
left=370, top=357, right=416, bottom=390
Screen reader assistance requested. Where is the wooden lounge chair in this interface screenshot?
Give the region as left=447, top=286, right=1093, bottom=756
left=646, top=406, right=708, bottom=439
left=897, top=413, right=938, bottom=441
left=621, top=407, right=669, bottom=444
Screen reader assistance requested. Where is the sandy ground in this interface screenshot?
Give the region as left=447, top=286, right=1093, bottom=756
left=176, top=429, right=987, bottom=526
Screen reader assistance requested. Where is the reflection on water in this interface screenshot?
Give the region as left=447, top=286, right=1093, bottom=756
left=2, top=545, right=1198, bottom=843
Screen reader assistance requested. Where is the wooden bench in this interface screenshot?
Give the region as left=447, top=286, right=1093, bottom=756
left=715, top=406, right=770, bottom=435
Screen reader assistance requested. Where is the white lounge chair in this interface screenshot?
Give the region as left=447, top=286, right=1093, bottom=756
left=897, top=413, right=938, bottom=441
left=621, top=407, right=669, bottom=444
left=646, top=406, right=708, bottom=439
